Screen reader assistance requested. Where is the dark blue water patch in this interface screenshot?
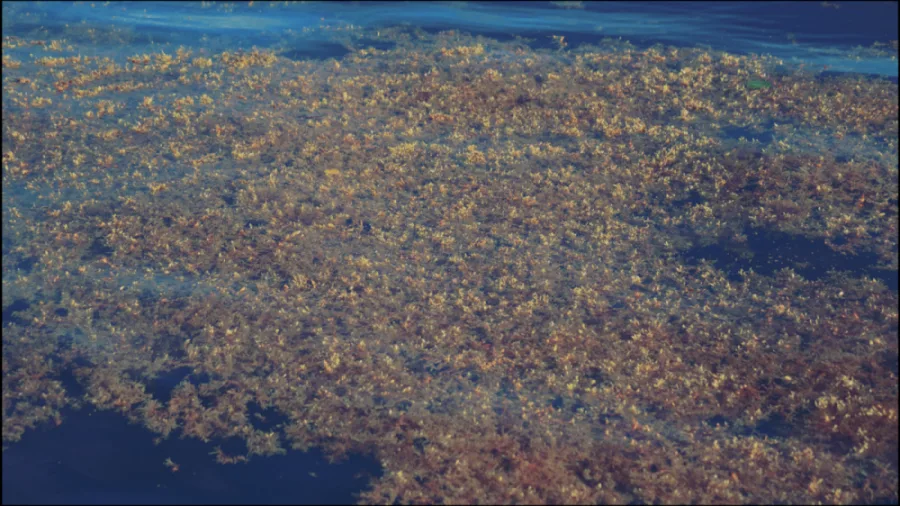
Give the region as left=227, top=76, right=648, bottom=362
left=763, top=2, right=896, bottom=48
left=750, top=412, right=796, bottom=440
left=1, top=407, right=383, bottom=505
left=570, top=399, right=587, bottom=414
left=279, top=42, right=353, bottom=62
left=57, top=363, right=90, bottom=397
left=574, top=0, right=898, bottom=49
left=2, top=298, right=31, bottom=328
left=343, top=217, right=374, bottom=234
left=669, top=189, right=707, bottom=209
left=550, top=395, right=565, bottom=410
left=142, top=366, right=197, bottom=403
left=872, top=269, right=899, bottom=293
left=720, top=125, right=775, bottom=146
left=354, top=38, right=397, bottom=52
left=596, top=411, right=624, bottom=426
left=248, top=402, right=289, bottom=433
left=705, top=414, right=730, bottom=428
left=55, top=328, right=88, bottom=353
left=14, top=255, right=39, bottom=275
left=683, top=227, right=897, bottom=291
left=83, top=236, right=116, bottom=261
left=817, top=70, right=900, bottom=85
left=880, top=350, right=899, bottom=377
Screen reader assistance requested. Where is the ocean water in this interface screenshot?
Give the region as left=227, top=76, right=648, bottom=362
left=2, top=2, right=897, bottom=504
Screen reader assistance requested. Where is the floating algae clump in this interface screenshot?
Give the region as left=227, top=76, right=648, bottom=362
left=2, top=18, right=898, bottom=505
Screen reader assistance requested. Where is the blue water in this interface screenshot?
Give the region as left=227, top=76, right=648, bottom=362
left=3, top=1, right=898, bottom=76
left=2, top=2, right=897, bottom=504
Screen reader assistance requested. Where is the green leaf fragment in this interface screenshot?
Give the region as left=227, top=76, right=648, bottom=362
left=746, top=79, right=772, bottom=90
